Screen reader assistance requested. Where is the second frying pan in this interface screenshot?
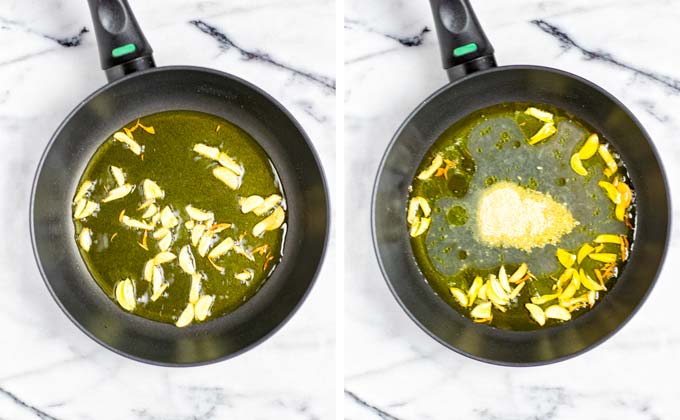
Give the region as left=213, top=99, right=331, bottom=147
left=31, top=0, right=328, bottom=365
left=372, top=0, right=669, bottom=365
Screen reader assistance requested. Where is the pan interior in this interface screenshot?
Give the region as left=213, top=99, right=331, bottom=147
left=72, top=110, right=287, bottom=326
left=32, top=67, right=328, bottom=365
left=409, top=102, right=632, bottom=331
left=373, top=66, right=668, bottom=365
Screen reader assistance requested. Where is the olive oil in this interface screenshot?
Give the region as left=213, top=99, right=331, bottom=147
left=72, top=110, right=286, bottom=326
left=408, top=103, right=634, bottom=330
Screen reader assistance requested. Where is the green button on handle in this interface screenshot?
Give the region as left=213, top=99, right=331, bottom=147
left=111, top=43, right=137, bottom=58
left=453, top=43, right=478, bottom=57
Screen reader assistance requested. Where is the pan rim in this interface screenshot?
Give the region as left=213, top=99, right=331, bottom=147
left=371, top=64, right=671, bottom=366
left=30, top=65, right=331, bottom=367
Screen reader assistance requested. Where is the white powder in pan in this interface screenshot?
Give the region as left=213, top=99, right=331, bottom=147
left=477, top=182, right=577, bottom=252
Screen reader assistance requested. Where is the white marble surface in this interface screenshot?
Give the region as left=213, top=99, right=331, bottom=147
left=345, top=0, right=680, bottom=419
left=0, top=0, right=335, bottom=419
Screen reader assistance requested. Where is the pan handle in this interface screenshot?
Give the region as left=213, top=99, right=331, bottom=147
left=87, top=0, right=155, bottom=82
left=428, top=0, right=496, bottom=82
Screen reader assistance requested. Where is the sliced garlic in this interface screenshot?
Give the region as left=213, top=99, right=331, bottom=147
left=186, top=205, right=214, bottom=222
left=578, top=134, right=599, bottom=160
left=234, top=269, right=254, bottom=283
left=498, top=266, right=511, bottom=293
left=178, top=245, right=196, bottom=274
left=143, top=259, right=155, bottom=282
left=594, top=234, right=622, bottom=244
left=175, top=303, right=194, bottom=328
left=208, top=237, right=234, bottom=260
left=508, top=263, right=528, bottom=283
left=579, top=268, right=605, bottom=291
left=467, top=276, right=483, bottom=306
left=524, top=107, right=554, bottom=123
left=194, top=295, right=214, bottom=322
left=154, top=251, right=176, bottom=264
left=142, top=179, right=164, bottom=200
left=528, top=122, right=557, bottom=145
left=113, top=131, right=141, bottom=155
left=110, top=166, right=126, bottom=186
left=102, top=184, right=133, bottom=203
left=252, top=194, right=283, bottom=216
left=141, top=203, right=158, bottom=219
left=239, top=195, right=265, bottom=213
left=115, top=278, right=136, bottom=311
left=213, top=166, right=240, bottom=190
left=190, top=224, right=205, bottom=247
left=556, top=249, right=576, bottom=268
left=589, top=253, right=617, bottom=263
left=252, top=206, right=285, bottom=237
left=121, top=215, right=154, bottom=230
left=525, top=303, right=546, bottom=326
left=74, top=199, right=99, bottom=219
left=160, top=206, right=178, bottom=229
left=598, top=144, right=618, bottom=177
left=150, top=282, right=168, bottom=302
left=78, top=228, right=92, bottom=252
left=577, top=244, right=595, bottom=264
left=193, top=143, right=220, bottom=160
left=545, top=305, right=571, bottom=321
left=74, top=180, right=93, bottom=203
left=470, top=302, right=492, bottom=319
left=197, top=231, right=214, bottom=257
left=218, top=152, right=243, bottom=175
left=152, top=228, right=170, bottom=240
left=449, top=287, right=468, bottom=307
left=157, top=233, right=172, bottom=251
left=417, top=154, right=443, bottom=180
left=189, top=273, right=202, bottom=304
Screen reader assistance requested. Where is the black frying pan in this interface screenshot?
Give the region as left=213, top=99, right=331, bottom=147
left=372, top=0, right=669, bottom=365
left=30, top=0, right=328, bottom=366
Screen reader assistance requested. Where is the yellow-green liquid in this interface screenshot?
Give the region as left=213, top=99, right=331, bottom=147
left=73, top=110, right=285, bottom=325
left=409, top=103, right=635, bottom=330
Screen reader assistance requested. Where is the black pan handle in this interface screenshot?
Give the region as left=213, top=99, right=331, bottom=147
left=87, top=0, right=155, bottom=82
left=428, top=0, right=496, bottom=82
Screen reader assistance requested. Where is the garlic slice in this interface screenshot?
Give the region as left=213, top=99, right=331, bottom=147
left=143, top=179, right=164, bottom=200
left=74, top=199, right=99, bottom=219
left=175, top=303, right=194, bottom=328
left=160, top=206, right=178, bottom=229
left=110, top=166, right=126, bottom=186
left=74, top=180, right=93, bottom=203
left=239, top=195, right=265, bottom=214
left=194, top=295, right=214, bottom=322
left=115, top=278, right=136, bottom=311
left=213, top=166, right=240, bottom=190
left=78, top=228, right=92, bottom=252
left=193, top=143, right=220, bottom=160
left=208, top=237, right=234, bottom=260
left=252, top=195, right=283, bottom=216
left=178, top=245, right=196, bottom=274
left=113, top=131, right=141, bottom=155
left=252, top=206, right=285, bottom=237
left=102, top=184, right=133, bottom=203
left=186, top=205, right=214, bottom=222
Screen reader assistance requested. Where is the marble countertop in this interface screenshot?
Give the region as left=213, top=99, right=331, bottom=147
left=0, top=0, right=335, bottom=419
left=345, top=0, right=680, bottom=419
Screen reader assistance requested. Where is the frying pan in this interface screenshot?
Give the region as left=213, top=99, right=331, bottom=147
left=30, top=0, right=328, bottom=366
left=372, top=0, right=669, bottom=365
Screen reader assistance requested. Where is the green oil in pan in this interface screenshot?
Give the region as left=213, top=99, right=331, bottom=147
left=408, top=103, right=635, bottom=331
left=72, top=110, right=286, bottom=327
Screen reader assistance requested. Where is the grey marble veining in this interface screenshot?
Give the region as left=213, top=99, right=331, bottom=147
left=0, top=0, right=335, bottom=419
left=345, top=0, right=680, bottom=419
